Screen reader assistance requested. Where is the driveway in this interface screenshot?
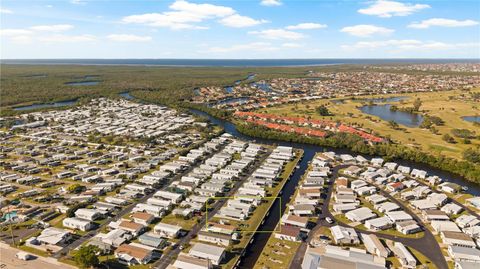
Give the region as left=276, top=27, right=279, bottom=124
left=0, top=243, right=76, bottom=269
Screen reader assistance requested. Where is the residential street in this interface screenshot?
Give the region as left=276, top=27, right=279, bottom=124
left=290, top=164, right=449, bottom=269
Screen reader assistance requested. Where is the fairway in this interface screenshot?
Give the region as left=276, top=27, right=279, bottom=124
left=259, top=89, right=480, bottom=160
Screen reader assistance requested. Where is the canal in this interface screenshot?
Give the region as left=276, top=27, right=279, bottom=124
left=189, top=108, right=480, bottom=268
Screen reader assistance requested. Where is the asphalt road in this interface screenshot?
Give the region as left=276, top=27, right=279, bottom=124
left=153, top=148, right=273, bottom=269
left=290, top=164, right=449, bottom=269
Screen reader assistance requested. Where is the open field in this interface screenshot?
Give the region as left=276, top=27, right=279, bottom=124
left=259, top=89, right=480, bottom=160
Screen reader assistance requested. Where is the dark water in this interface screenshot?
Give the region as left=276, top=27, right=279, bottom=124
left=119, top=92, right=134, bottom=100
left=212, top=97, right=251, bottom=106
left=463, top=116, right=480, bottom=123
left=24, top=74, right=47, bottom=78
left=3, top=59, right=477, bottom=67
left=360, top=104, right=423, bottom=127
left=13, top=100, right=78, bottom=111
left=253, top=82, right=271, bottom=92
left=189, top=108, right=480, bottom=268
left=65, top=81, right=101, bottom=86
left=356, top=96, right=409, bottom=103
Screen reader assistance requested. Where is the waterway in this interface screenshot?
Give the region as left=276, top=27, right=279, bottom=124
left=188, top=108, right=480, bottom=268
left=118, top=92, right=135, bottom=100
left=360, top=104, right=424, bottom=127
left=462, top=116, right=480, bottom=123
left=355, top=96, right=409, bottom=103
left=64, top=81, right=101, bottom=86
left=13, top=99, right=78, bottom=111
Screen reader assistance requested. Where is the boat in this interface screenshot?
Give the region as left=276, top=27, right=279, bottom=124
left=462, top=186, right=469, bottom=191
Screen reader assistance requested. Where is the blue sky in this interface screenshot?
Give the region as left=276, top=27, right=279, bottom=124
left=1, top=0, right=479, bottom=59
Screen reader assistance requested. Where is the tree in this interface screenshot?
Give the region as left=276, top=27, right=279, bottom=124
left=74, top=245, right=99, bottom=268
left=442, top=134, right=455, bottom=144
left=316, top=105, right=332, bottom=116
left=451, top=129, right=476, bottom=139
left=463, top=148, right=480, bottom=163
left=67, top=184, right=84, bottom=194
left=413, top=98, right=422, bottom=112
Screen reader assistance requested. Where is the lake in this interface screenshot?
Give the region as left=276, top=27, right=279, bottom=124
left=65, top=81, right=101, bottom=86
left=13, top=100, right=78, bottom=111
left=360, top=104, right=423, bottom=127
left=463, top=116, right=480, bottom=123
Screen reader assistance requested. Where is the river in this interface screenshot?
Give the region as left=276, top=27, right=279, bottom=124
left=188, top=108, right=480, bottom=268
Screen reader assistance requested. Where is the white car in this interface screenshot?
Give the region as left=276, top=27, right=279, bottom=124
left=16, top=251, right=34, bottom=261
left=325, top=217, right=334, bottom=224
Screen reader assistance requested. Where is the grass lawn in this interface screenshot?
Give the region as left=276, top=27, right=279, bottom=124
left=408, top=246, right=435, bottom=269
left=253, top=237, right=301, bottom=269
left=161, top=214, right=199, bottom=230
left=17, top=245, right=49, bottom=257
left=258, top=89, right=480, bottom=161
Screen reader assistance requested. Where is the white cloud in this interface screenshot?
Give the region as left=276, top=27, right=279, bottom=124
left=207, top=42, right=277, bottom=53
left=107, top=34, right=152, bottom=42
left=122, top=0, right=237, bottom=29
left=286, top=23, right=327, bottom=30
left=358, top=0, right=430, bottom=18
left=39, top=34, right=96, bottom=42
left=341, top=24, right=394, bottom=37
left=408, top=18, right=479, bottom=29
left=342, top=39, right=479, bottom=51
left=0, top=8, right=13, bottom=14
left=0, top=29, right=33, bottom=36
left=249, top=29, right=305, bottom=40
left=30, top=24, right=74, bottom=32
left=70, top=0, right=86, bottom=5
left=219, top=14, right=267, bottom=28
left=260, top=0, right=282, bottom=7
left=282, top=43, right=303, bottom=48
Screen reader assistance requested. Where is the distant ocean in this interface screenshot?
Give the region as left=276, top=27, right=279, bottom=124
left=1, top=59, right=478, bottom=67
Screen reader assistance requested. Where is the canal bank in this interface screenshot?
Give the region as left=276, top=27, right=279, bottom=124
left=189, top=108, right=480, bottom=268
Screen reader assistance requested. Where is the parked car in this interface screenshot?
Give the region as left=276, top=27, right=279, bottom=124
left=325, top=217, right=334, bottom=224
left=16, top=251, right=34, bottom=261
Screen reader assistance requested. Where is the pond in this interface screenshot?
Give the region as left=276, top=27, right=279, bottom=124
left=462, top=116, right=480, bottom=123
left=13, top=99, right=78, bottom=111
left=225, top=86, right=234, bottom=93
left=360, top=104, right=423, bottom=127
left=118, top=92, right=134, bottom=100
left=64, top=81, right=101, bottom=86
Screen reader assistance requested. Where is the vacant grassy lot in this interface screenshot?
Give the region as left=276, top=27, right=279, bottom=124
left=259, top=89, right=480, bottom=160
left=253, top=237, right=301, bottom=269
